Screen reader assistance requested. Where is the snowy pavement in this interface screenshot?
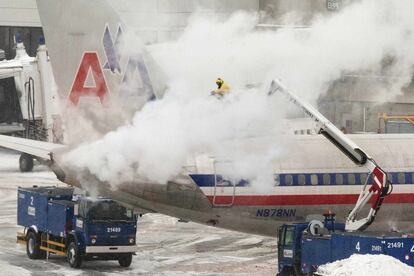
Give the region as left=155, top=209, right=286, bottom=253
left=0, top=149, right=277, bottom=275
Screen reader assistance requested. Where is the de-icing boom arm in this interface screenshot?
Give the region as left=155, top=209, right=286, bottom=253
left=268, top=79, right=390, bottom=232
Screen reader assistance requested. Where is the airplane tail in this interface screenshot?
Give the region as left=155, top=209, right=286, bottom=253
left=36, top=0, right=168, bottom=109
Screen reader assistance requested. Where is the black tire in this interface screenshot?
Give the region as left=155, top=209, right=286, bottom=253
left=26, top=231, right=46, bottom=259
left=118, top=253, right=133, bottom=267
left=67, top=241, right=82, bottom=268
left=19, top=153, right=34, bottom=172
left=279, top=267, right=295, bottom=276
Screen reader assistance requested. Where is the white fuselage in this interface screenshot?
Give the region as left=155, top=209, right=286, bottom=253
left=62, top=134, right=414, bottom=237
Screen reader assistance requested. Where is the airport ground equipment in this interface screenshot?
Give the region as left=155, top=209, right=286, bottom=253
left=0, top=34, right=62, bottom=172
left=268, top=79, right=390, bottom=232
left=277, top=213, right=414, bottom=275
left=378, top=113, right=414, bottom=134
left=17, top=186, right=138, bottom=268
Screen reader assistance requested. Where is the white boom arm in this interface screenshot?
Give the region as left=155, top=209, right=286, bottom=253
left=268, top=79, right=390, bottom=232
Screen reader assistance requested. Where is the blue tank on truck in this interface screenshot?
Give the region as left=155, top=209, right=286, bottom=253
left=17, top=186, right=138, bottom=268
left=301, top=231, right=414, bottom=273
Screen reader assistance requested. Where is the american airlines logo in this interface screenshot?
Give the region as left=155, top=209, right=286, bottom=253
left=103, top=24, right=123, bottom=74
left=68, top=24, right=155, bottom=105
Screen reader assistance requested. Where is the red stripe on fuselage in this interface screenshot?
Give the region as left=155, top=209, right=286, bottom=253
left=207, top=193, right=414, bottom=206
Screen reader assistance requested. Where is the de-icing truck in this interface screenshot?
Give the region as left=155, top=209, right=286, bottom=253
left=17, top=186, right=138, bottom=268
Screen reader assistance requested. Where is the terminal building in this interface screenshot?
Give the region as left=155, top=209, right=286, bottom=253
left=0, top=0, right=412, bottom=134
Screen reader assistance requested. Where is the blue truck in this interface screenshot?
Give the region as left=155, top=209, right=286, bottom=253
left=277, top=213, right=414, bottom=275
left=17, top=186, right=138, bottom=268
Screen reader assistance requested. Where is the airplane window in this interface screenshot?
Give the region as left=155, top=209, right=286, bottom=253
left=298, top=174, right=306, bottom=185
left=323, top=174, right=330, bottom=185
left=366, top=173, right=374, bottom=185
left=348, top=174, right=355, bottom=185
left=311, top=174, right=318, bottom=185
left=398, top=172, right=405, bottom=184
left=335, top=174, right=343, bottom=185
left=274, top=174, right=280, bottom=186
left=285, top=175, right=293, bottom=186
left=360, top=173, right=368, bottom=184
left=387, top=173, right=393, bottom=183
left=392, top=173, right=396, bottom=183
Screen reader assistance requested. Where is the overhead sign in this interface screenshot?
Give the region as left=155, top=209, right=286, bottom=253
left=326, top=0, right=342, bottom=11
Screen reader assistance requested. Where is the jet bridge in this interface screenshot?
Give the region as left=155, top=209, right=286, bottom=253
left=0, top=35, right=63, bottom=171
left=0, top=34, right=62, bottom=143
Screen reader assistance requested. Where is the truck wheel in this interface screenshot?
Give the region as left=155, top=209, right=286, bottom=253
left=118, top=253, right=132, bottom=267
left=67, top=241, right=82, bottom=268
left=279, top=267, right=294, bottom=276
left=26, top=232, right=46, bottom=259
left=19, top=153, right=34, bottom=172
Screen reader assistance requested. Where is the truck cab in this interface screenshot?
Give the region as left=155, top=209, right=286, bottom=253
left=276, top=215, right=345, bottom=276
left=69, top=197, right=138, bottom=267
left=277, top=223, right=308, bottom=276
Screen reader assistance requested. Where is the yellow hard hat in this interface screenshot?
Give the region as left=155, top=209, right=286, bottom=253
left=216, top=78, right=224, bottom=85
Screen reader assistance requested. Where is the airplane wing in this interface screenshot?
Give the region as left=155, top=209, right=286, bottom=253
left=0, top=135, right=66, bottom=160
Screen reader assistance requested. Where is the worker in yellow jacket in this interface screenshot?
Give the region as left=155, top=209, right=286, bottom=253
left=211, top=78, right=230, bottom=98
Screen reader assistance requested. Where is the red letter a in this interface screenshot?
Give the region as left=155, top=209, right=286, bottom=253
left=69, top=52, right=109, bottom=105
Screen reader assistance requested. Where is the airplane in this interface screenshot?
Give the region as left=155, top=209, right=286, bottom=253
left=0, top=0, right=412, bottom=237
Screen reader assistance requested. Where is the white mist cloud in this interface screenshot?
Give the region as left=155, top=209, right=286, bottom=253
left=151, top=0, right=414, bottom=102
left=63, top=87, right=286, bottom=187
left=63, top=0, right=414, bottom=189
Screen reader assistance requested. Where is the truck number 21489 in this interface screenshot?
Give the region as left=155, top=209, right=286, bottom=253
left=107, top=227, right=121, bottom=233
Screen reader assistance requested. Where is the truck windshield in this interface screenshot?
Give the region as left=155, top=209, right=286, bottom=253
left=87, top=201, right=134, bottom=222
left=284, top=226, right=295, bottom=246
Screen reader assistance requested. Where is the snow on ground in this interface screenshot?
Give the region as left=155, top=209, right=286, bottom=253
left=317, top=254, right=414, bottom=276
left=0, top=149, right=276, bottom=275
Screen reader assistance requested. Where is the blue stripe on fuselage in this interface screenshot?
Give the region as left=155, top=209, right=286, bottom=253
left=189, top=174, right=248, bottom=187
left=190, top=172, right=411, bottom=187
